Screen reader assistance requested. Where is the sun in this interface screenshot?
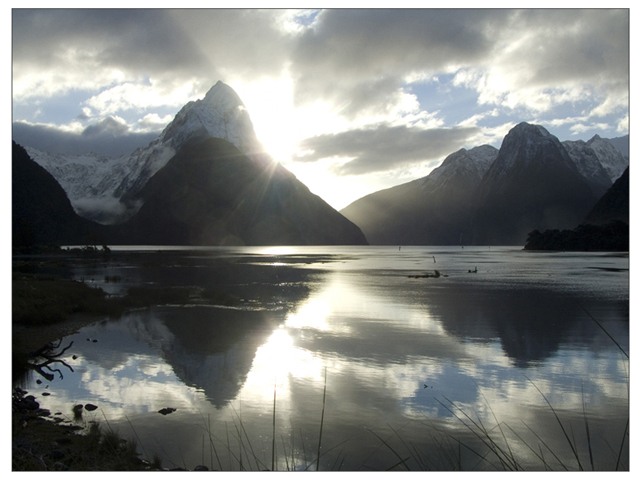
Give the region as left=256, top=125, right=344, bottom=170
left=232, top=76, right=370, bottom=210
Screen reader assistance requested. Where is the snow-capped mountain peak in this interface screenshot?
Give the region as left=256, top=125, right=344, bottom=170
left=24, top=81, right=272, bottom=224
left=158, top=81, right=266, bottom=162
left=419, top=145, right=498, bottom=193
left=486, top=122, right=571, bottom=181
left=585, top=134, right=628, bottom=182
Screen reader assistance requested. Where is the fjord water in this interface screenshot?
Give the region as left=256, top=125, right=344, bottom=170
left=24, top=246, right=628, bottom=470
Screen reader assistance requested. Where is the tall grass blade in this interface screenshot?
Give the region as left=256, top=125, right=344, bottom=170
left=524, top=375, right=583, bottom=470
left=123, top=413, right=151, bottom=463
left=577, top=303, right=628, bottom=358
left=224, top=422, right=232, bottom=470
left=436, top=397, right=516, bottom=470
left=615, top=418, right=629, bottom=471
left=386, top=456, right=411, bottom=471
left=272, top=381, right=276, bottom=471
left=385, top=422, right=422, bottom=469
left=521, top=420, right=569, bottom=471
left=299, top=427, right=308, bottom=467
left=581, top=384, right=594, bottom=470
left=290, top=425, right=296, bottom=471
left=477, top=385, right=519, bottom=469
left=365, top=427, right=411, bottom=470
left=316, top=366, right=327, bottom=471
left=229, top=404, right=266, bottom=471
left=281, top=435, right=290, bottom=471
left=503, top=423, right=552, bottom=470
left=205, top=414, right=222, bottom=471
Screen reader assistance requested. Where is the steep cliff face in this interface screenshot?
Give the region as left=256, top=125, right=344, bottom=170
left=25, top=81, right=274, bottom=224
left=470, top=123, right=599, bottom=245
left=12, top=142, right=107, bottom=247
left=341, top=145, right=498, bottom=245
left=120, top=137, right=368, bottom=246
left=583, top=166, right=629, bottom=226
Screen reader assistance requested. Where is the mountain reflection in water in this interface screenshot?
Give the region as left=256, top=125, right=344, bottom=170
left=22, top=246, right=629, bottom=471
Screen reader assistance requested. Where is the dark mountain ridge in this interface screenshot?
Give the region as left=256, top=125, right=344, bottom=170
left=470, top=123, right=599, bottom=245
left=118, top=137, right=367, bottom=246
left=341, top=122, right=628, bottom=247
left=340, top=145, right=498, bottom=245
left=12, top=138, right=368, bottom=247
left=524, top=166, right=629, bottom=251
left=12, top=142, right=107, bottom=249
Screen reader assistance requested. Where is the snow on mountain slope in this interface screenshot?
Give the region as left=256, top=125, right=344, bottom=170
left=562, top=138, right=613, bottom=197
left=584, top=135, right=628, bottom=182
left=23, top=147, right=133, bottom=223
left=483, top=123, right=566, bottom=182
left=26, top=81, right=270, bottom=224
left=417, top=145, right=497, bottom=194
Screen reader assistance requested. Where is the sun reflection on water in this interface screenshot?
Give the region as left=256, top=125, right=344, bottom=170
left=256, top=246, right=296, bottom=256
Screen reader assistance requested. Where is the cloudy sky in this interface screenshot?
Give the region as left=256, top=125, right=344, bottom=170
left=11, top=7, right=630, bottom=210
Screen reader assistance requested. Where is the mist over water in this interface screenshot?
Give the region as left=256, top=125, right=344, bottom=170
left=22, top=246, right=629, bottom=471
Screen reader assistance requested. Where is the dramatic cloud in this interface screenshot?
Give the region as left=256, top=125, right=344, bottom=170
left=12, top=120, right=157, bottom=157
left=290, top=9, right=501, bottom=115
left=297, top=124, right=480, bottom=176
left=11, top=8, right=630, bottom=209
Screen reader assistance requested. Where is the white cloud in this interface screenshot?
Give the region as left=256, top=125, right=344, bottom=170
left=135, top=113, right=174, bottom=132
left=84, top=81, right=199, bottom=117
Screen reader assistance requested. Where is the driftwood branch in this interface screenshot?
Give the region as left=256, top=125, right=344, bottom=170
left=28, top=341, right=75, bottom=381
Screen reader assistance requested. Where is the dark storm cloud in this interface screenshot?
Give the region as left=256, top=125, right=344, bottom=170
left=12, top=9, right=291, bottom=99
left=290, top=9, right=505, bottom=114
left=491, top=9, right=629, bottom=92
left=12, top=121, right=158, bottom=157
left=82, top=116, right=129, bottom=138
left=296, top=124, right=480, bottom=176
left=12, top=9, right=209, bottom=78
left=289, top=8, right=629, bottom=118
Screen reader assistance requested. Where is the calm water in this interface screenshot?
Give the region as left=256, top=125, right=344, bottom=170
left=21, top=246, right=629, bottom=471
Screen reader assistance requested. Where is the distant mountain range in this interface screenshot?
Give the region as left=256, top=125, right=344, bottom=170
left=341, top=123, right=628, bottom=246
left=13, top=82, right=367, bottom=247
left=13, top=81, right=629, bottom=249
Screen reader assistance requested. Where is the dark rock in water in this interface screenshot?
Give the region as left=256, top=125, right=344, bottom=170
left=194, top=465, right=209, bottom=471
left=42, top=392, right=51, bottom=396
left=84, top=403, right=98, bottom=411
left=409, top=270, right=441, bottom=278
left=21, top=395, right=40, bottom=411
left=158, top=407, right=177, bottom=415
